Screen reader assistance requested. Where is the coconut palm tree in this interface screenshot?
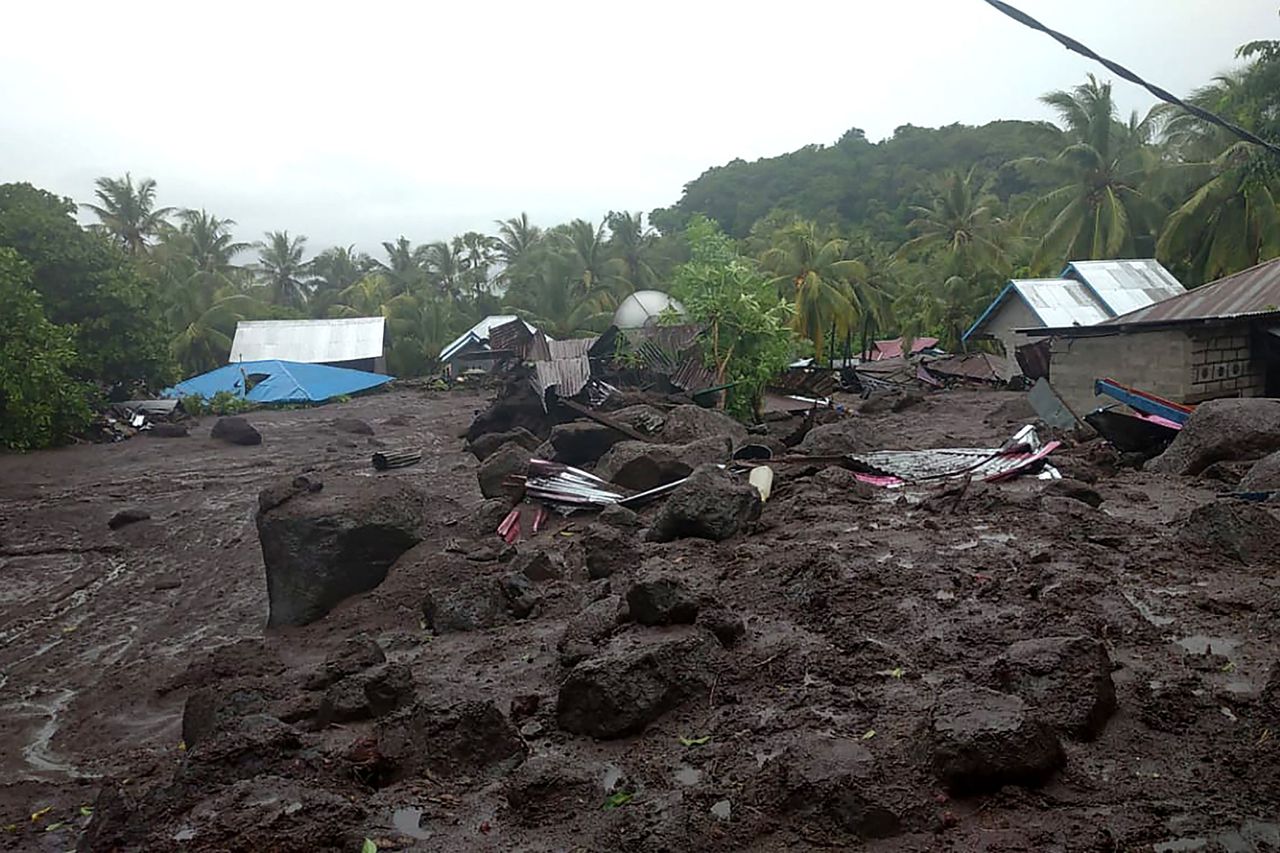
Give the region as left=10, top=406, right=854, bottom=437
left=561, top=218, right=610, bottom=290
left=83, top=173, right=175, bottom=255
left=492, top=213, right=542, bottom=268
left=329, top=273, right=392, bottom=318
left=309, top=245, right=371, bottom=317
left=175, top=209, right=250, bottom=278
left=457, top=231, right=496, bottom=299
left=1018, top=76, right=1160, bottom=272
left=760, top=221, right=865, bottom=362
left=502, top=248, right=613, bottom=338
left=383, top=291, right=459, bottom=377
left=255, top=231, right=310, bottom=308
left=897, top=169, right=1012, bottom=276
left=423, top=239, right=466, bottom=298
left=605, top=210, right=658, bottom=292
left=377, top=237, right=428, bottom=294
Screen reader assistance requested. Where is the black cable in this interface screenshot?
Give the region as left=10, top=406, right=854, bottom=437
left=980, top=0, right=1280, bottom=158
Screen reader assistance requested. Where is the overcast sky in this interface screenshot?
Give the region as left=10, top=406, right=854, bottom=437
left=2, top=1, right=1274, bottom=253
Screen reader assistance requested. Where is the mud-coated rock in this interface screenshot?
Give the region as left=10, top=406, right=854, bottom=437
left=796, top=420, right=870, bottom=455
left=318, top=662, right=415, bottom=725
left=556, top=627, right=723, bottom=738
left=995, top=636, right=1116, bottom=740
left=255, top=476, right=426, bottom=627
left=332, top=417, right=374, bottom=435
left=478, top=442, right=533, bottom=500
left=304, top=634, right=387, bottom=690
left=766, top=733, right=901, bottom=839
left=697, top=606, right=746, bottom=646
left=598, top=502, right=641, bottom=529
left=501, top=572, right=541, bottom=618
left=548, top=421, right=627, bottom=466
left=647, top=464, right=762, bottom=542
left=468, top=427, right=542, bottom=462
left=107, top=508, right=150, bottom=529
left=1240, top=451, right=1280, bottom=492
left=504, top=753, right=599, bottom=825
left=421, top=577, right=507, bottom=632
left=510, top=547, right=562, bottom=581
left=147, top=423, right=189, bottom=438
left=596, top=436, right=732, bottom=491
left=211, top=416, right=262, bottom=446
left=558, top=595, right=624, bottom=666
left=1041, top=478, right=1104, bottom=508
left=182, top=684, right=270, bottom=749
left=660, top=404, right=748, bottom=444
left=626, top=573, right=699, bottom=625
left=1176, top=499, right=1280, bottom=563
left=581, top=523, right=640, bottom=579
left=377, top=699, right=526, bottom=782
left=1149, top=398, right=1280, bottom=475
left=929, top=685, right=1063, bottom=794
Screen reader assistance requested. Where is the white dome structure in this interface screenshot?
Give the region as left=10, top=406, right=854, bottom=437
left=612, top=290, right=687, bottom=329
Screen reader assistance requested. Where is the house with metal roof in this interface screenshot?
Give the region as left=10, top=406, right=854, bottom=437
left=964, top=259, right=1186, bottom=378
left=439, top=315, right=541, bottom=372
left=1023, top=256, right=1280, bottom=415
left=230, top=317, right=387, bottom=373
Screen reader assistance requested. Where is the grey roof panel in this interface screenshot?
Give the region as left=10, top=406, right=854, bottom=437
left=230, top=317, right=385, bottom=364
left=1064, top=259, right=1186, bottom=316
left=1013, top=279, right=1111, bottom=328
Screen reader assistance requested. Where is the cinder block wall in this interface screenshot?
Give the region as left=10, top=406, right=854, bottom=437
left=1047, top=329, right=1194, bottom=415
left=1187, top=330, right=1265, bottom=402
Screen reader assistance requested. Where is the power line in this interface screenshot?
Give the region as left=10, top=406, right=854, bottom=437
left=980, top=0, right=1280, bottom=158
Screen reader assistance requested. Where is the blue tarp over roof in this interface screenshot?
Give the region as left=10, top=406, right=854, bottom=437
left=163, top=360, right=393, bottom=403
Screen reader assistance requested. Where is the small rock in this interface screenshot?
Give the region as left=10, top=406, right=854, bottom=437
left=477, top=442, right=533, bottom=500
left=556, top=628, right=723, bottom=738
left=182, top=683, right=269, bottom=749
left=697, top=606, right=746, bottom=646
left=548, top=421, right=627, bottom=466
left=769, top=733, right=900, bottom=839
left=598, top=503, right=641, bottom=530
left=467, top=427, right=542, bottom=462
left=510, top=694, right=542, bottom=721
left=995, top=636, right=1116, bottom=740
left=1041, top=478, right=1103, bottom=508
left=581, top=523, right=640, bottom=579
left=929, top=685, right=1063, bottom=794
left=317, top=662, right=414, bottom=725
left=1176, top=499, right=1280, bottom=563
left=211, top=416, right=262, bottom=446
left=811, top=466, right=876, bottom=499
left=501, top=572, right=541, bottom=619
left=305, top=634, right=387, bottom=691
left=890, top=391, right=924, bottom=413
left=519, top=720, right=544, bottom=739
left=647, top=464, right=762, bottom=543
left=108, top=508, right=151, bottom=530
left=557, top=595, right=623, bottom=666
left=626, top=573, right=699, bottom=626
left=1240, top=450, right=1280, bottom=492
left=660, top=405, right=747, bottom=444
left=421, top=577, right=507, bottom=633
left=504, top=754, right=597, bottom=826
left=332, top=417, right=374, bottom=436
left=147, top=423, right=189, bottom=438
left=377, top=699, right=527, bottom=783
left=711, top=800, right=732, bottom=821
left=796, top=420, right=869, bottom=455
left=510, top=548, right=562, bottom=581
left=153, top=577, right=182, bottom=591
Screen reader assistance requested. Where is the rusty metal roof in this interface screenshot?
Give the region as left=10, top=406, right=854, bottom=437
left=531, top=355, right=592, bottom=404
left=547, top=337, right=598, bottom=359
left=1040, top=257, right=1280, bottom=333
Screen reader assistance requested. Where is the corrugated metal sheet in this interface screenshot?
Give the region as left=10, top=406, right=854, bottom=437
left=771, top=368, right=839, bottom=397
left=1014, top=279, right=1111, bottom=328
left=1064, top=259, right=1186, bottom=316
left=847, top=426, right=1059, bottom=485
left=925, top=352, right=1011, bottom=383
left=230, top=317, right=385, bottom=364
left=669, top=356, right=718, bottom=392
left=869, top=337, right=939, bottom=361
left=487, top=317, right=534, bottom=356
left=1097, top=257, right=1280, bottom=326
left=547, top=337, right=598, bottom=359
left=532, top=355, right=592, bottom=403
left=439, top=315, right=539, bottom=363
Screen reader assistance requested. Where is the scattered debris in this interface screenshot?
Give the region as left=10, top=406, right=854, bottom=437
left=1028, top=377, right=1083, bottom=431
left=107, top=508, right=151, bottom=530
left=845, top=425, right=1060, bottom=487
left=371, top=449, right=422, bottom=471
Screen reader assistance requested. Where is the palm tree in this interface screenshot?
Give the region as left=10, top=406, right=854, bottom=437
left=502, top=248, right=613, bottom=338
left=310, top=245, right=370, bottom=317
left=423, top=240, right=465, bottom=297
left=457, top=231, right=496, bottom=299
left=605, top=211, right=658, bottom=292
left=561, top=219, right=610, bottom=289
left=170, top=292, right=261, bottom=376
left=378, top=237, right=428, bottom=294
left=83, top=173, right=175, bottom=255
left=329, top=273, right=392, bottom=318
left=492, top=213, right=542, bottom=268
left=383, top=291, right=459, bottom=377
left=255, top=231, right=310, bottom=308
left=760, top=221, right=864, bottom=362
left=175, top=209, right=250, bottom=277
left=1018, top=76, right=1160, bottom=272
left=897, top=169, right=1012, bottom=276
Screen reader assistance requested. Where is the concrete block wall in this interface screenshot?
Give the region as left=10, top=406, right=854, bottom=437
left=1047, top=329, right=1194, bottom=416
left=1186, top=330, right=1265, bottom=402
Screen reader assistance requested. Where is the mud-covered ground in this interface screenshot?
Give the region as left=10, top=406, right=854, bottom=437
left=2, top=386, right=1278, bottom=852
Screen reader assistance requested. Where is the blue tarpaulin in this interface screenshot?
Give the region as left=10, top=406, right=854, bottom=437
left=163, top=360, right=393, bottom=403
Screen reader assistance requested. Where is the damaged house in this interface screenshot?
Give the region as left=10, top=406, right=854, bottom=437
left=1026, top=257, right=1280, bottom=416
left=964, top=260, right=1186, bottom=378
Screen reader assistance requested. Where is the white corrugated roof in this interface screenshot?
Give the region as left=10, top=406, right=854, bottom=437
left=1064, top=260, right=1186, bottom=316
left=439, top=315, right=540, bottom=363
left=230, top=317, right=385, bottom=364
left=1013, top=279, right=1112, bottom=328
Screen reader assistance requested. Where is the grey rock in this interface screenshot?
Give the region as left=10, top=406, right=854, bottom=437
left=376, top=699, right=526, bottom=783
left=147, top=423, right=189, bottom=438
left=477, top=442, right=533, bottom=500
left=1041, top=478, right=1104, bottom=508
left=108, top=508, right=150, bottom=530
left=581, top=523, right=640, bottom=579
left=1150, top=398, right=1280, bottom=475
left=332, top=417, right=374, bottom=435
left=648, top=464, right=761, bottom=542
left=995, top=636, right=1116, bottom=740
left=557, top=595, right=623, bottom=667
left=468, top=427, right=542, bottom=462
left=210, top=416, right=262, bottom=446
left=317, top=662, right=415, bottom=725
left=697, top=606, right=746, bottom=647
left=548, top=421, right=627, bottom=466
left=626, top=573, right=699, bottom=626
left=929, top=685, right=1063, bottom=794
left=1175, top=499, right=1280, bottom=563
left=304, top=634, right=386, bottom=691
left=660, top=404, right=747, bottom=444
left=1240, top=450, right=1280, bottom=492
left=596, top=435, right=732, bottom=491
left=797, top=420, right=870, bottom=455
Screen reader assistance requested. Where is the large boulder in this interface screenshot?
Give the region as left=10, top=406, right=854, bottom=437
left=547, top=421, right=627, bottom=466
left=660, top=405, right=747, bottom=444
left=647, top=464, right=762, bottom=542
left=255, top=476, right=426, bottom=627
left=929, top=685, right=1063, bottom=794
left=1149, top=398, right=1280, bottom=475
left=556, top=627, right=724, bottom=738
left=796, top=420, right=869, bottom=455
left=478, top=442, right=533, bottom=500
left=465, top=378, right=548, bottom=443
left=595, top=436, right=732, bottom=491
left=1240, top=451, right=1280, bottom=492
left=995, top=636, right=1116, bottom=740
left=211, top=416, right=262, bottom=446
left=468, top=427, right=542, bottom=462
left=1175, top=499, right=1280, bottom=563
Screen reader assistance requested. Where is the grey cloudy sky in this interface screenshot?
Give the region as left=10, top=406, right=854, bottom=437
left=2, top=1, right=1274, bottom=252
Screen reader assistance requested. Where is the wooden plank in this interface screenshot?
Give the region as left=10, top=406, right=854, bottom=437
left=559, top=399, right=654, bottom=443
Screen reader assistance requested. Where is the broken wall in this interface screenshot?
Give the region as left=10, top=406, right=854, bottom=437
left=985, top=297, right=1044, bottom=379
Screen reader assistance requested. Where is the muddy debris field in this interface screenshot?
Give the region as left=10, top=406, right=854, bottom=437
left=2, top=383, right=1280, bottom=852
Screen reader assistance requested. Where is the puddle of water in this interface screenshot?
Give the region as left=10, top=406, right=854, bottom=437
left=951, top=540, right=979, bottom=551
left=980, top=533, right=1014, bottom=544
left=710, top=800, right=731, bottom=821
left=1122, top=590, right=1175, bottom=627
left=392, top=808, right=431, bottom=840
left=173, top=826, right=197, bottom=842
left=1175, top=635, right=1240, bottom=657
left=601, top=763, right=623, bottom=792
left=1155, top=839, right=1207, bottom=852
left=673, top=766, right=702, bottom=787
left=753, top=748, right=783, bottom=769
left=1219, top=820, right=1280, bottom=852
